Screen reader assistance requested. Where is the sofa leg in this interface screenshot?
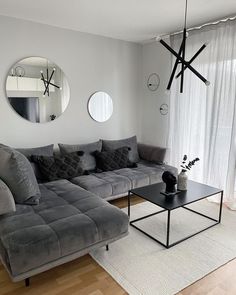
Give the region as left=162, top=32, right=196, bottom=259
left=25, top=278, right=30, bottom=287
left=106, top=244, right=109, bottom=251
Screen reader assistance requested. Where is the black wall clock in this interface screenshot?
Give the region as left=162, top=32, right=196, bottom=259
left=147, top=73, right=160, bottom=91
left=160, top=103, right=169, bottom=115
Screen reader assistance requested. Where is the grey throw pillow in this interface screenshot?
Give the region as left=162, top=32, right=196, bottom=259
left=17, top=144, right=54, bottom=181
left=0, top=179, right=16, bottom=215
left=102, top=136, right=140, bottom=163
left=0, top=145, right=41, bottom=205
left=17, top=144, right=54, bottom=158
left=58, top=140, right=102, bottom=171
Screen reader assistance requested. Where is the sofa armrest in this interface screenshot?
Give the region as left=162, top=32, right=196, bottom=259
left=0, top=179, right=16, bottom=215
left=138, top=143, right=167, bottom=164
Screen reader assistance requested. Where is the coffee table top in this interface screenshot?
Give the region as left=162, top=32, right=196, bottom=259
left=130, top=180, right=223, bottom=210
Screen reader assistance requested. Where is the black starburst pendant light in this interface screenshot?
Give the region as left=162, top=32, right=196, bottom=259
left=159, top=0, right=210, bottom=93
left=40, top=67, right=62, bottom=97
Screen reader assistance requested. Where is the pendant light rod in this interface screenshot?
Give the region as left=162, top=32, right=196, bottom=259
left=159, top=0, right=210, bottom=92
left=175, top=43, right=207, bottom=79
left=180, top=0, right=188, bottom=92
left=159, top=39, right=208, bottom=85
left=180, top=28, right=186, bottom=92
left=184, top=0, right=188, bottom=29
left=166, top=40, right=185, bottom=90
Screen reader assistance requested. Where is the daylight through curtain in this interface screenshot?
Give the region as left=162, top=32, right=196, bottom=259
left=168, top=19, right=236, bottom=209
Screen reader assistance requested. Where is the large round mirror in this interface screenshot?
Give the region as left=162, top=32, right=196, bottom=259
left=88, top=91, right=113, bottom=122
left=6, top=57, right=70, bottom=123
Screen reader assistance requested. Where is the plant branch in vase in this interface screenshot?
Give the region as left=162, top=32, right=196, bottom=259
left=178, top=155, right=200, bottom=191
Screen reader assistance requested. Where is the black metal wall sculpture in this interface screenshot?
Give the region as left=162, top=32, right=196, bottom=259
left=159, top=0, right=210, bottom=93
left=40, top=68, right=61, bottom=97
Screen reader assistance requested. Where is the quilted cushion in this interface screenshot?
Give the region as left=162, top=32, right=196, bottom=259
left=31, top=151, right=84, bottom=181
left=72, top=160, right=178, bottom=199
left=0, top=180, right=129, bottom=277
left=72, top=171, right=131, bottom=198
left=94, top=147, right=132, bottom=172
left=102, top=136, right=140, bottom=163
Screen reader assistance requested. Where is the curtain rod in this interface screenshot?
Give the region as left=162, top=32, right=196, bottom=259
left=156, top=15, right=236, bottom=40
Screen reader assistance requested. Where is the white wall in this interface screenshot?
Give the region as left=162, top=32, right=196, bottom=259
left=140, top=41, right=171, bottom=147
left=0, top=16, right=142, bottom=148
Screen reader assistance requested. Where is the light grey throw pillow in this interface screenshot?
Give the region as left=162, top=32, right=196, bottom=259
left=0, top=179, right=16, bottom=215
left=17, top=144, right=54, bottom=181
left=58, top=141, right=102, bottom=171
left=102, top=136, right=140, bottom=163
left=17, top=144, right=54, bottom=157
left=0, top=145, right=41, bottom=205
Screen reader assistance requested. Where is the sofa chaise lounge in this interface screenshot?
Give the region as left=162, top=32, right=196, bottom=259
left=0, top=136, right=177, bottom=286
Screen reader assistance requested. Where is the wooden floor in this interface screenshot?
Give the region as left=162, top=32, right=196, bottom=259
left=0, top=196, right=236, bottom=295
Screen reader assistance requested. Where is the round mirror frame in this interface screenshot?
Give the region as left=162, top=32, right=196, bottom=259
left=88, top=91, right=113, bottom=123
left=5, top=56, right=70, bottom=123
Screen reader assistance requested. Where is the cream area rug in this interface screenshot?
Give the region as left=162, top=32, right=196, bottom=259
left=90, top=200, right=236, bottom=295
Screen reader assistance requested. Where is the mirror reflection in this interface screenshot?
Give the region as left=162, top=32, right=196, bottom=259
left=88, top=92, right=113, bottom=122
left=6, top=57, right=70, bottom=123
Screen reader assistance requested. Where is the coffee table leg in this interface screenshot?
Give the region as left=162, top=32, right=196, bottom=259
left=166, top=210, right=171, bottom=248
left=128, top=191, right=131, bottom=218
left=219, top=191, right=223, bottom=223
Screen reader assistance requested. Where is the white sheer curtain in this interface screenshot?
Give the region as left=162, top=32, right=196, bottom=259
left=168, top=19, right=236, bottom=209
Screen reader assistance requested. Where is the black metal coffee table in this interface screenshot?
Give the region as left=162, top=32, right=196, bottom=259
left=128, top=180, right=223, bottom=249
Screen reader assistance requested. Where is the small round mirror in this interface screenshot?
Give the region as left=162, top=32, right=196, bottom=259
left=6, top=57, right=70, bottom=123
left=88, top=91, right=113, bottom=122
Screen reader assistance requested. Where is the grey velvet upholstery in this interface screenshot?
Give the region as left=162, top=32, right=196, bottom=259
left=102, top=136, right=140, bottom=163
left=0, top=140, right=177, bottom=284
left=0, top=179, right=16, bottom=215
left=72, top=172, right=131, bottom=198
left=138, top=143, right=167, bottom=164
left=17, top=144, right=54, bottom=158
left=72, top=160, right=177, bottom=199
left=0, top=180, right=128, bottom=278
left=59, top=141, right=102, bottom=171
left=0, top=145, right=41, bottom=205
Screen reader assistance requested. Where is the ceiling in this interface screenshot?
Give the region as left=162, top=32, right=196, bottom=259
left=0, top=0, right=235, bottom=43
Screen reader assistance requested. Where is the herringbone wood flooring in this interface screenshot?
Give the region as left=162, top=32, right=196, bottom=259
left=0, top=196, right=235, bottom=295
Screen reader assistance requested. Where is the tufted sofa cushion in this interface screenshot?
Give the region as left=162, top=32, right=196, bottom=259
left=0, top=180, right=128, bottom=277
left=72, top=172, right=132, bottom=198
left=71, top=160, right=178, bottom=199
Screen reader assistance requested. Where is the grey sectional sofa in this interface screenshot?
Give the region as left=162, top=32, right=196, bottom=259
left=71, top=145, right=176, bottom=200
left=0, top=138, right=177, bottom=287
